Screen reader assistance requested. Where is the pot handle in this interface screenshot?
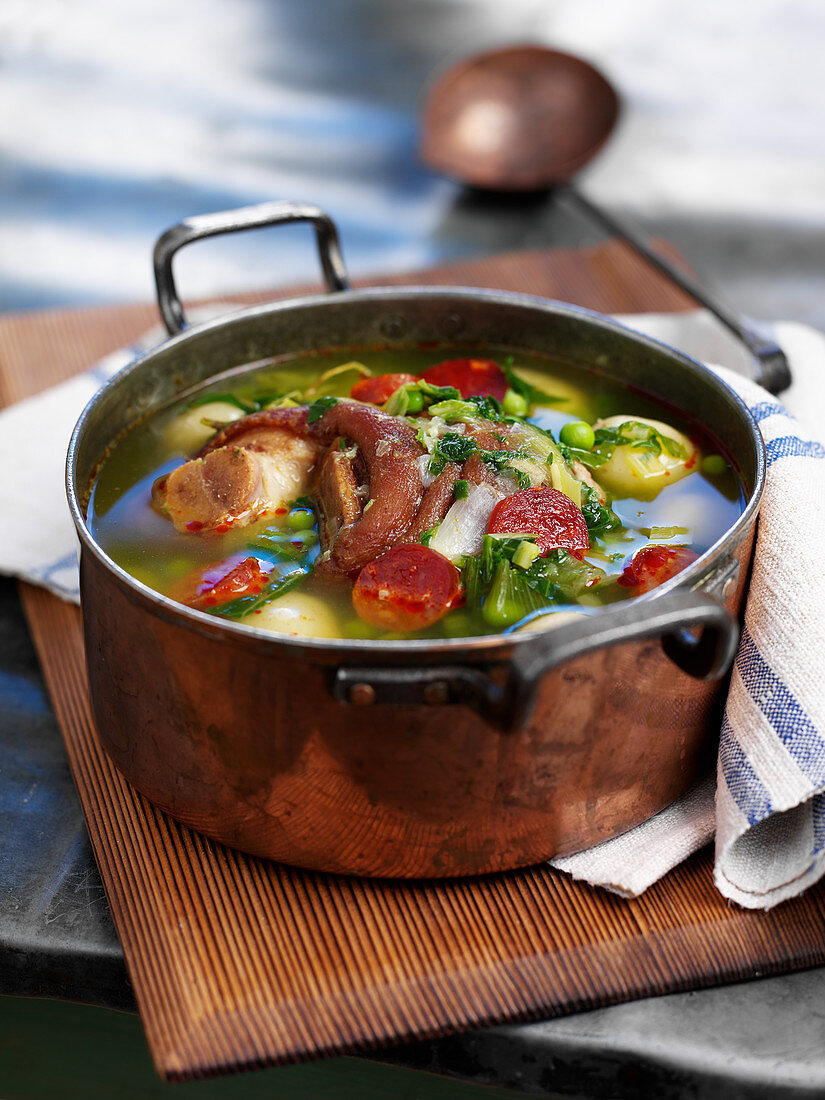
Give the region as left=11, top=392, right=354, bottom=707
left=333, top=590, right=738, bottom=732
left=152, top=200, right=351, bottom=336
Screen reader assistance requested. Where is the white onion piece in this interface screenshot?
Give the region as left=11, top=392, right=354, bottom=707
left=417, top=454, right=436, bottom=489
left=429, top=483, right=504, bottom=563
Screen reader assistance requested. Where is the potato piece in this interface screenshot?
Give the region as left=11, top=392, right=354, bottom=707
left=591, top=416, right=698, bottom=501
left=165, top=401, right=246, bottom=455
left=242, top=591, right=340, bottom=638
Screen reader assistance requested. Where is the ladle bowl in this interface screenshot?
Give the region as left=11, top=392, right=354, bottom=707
left=421, top=44, right=619, bottom=190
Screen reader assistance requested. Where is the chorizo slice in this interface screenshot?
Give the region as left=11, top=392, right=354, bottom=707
left=352, top=545, right=462, bottom=632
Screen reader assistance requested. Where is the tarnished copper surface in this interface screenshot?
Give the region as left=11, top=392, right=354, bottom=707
left=69, top=285, right=764, bottom=878
left=80, top=524, right=753, bottom=878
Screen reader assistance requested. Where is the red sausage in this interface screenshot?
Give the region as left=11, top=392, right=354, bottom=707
left=190, top=557, right=268, bottom=609
left=352, top=544, right=462, bottom=632
left=487, top=487, right=590, bottom=557
left=350, top=372, right=418, bottom=404
left=618, top=545, right=699, bottom=595
left=422, top=358, right=509, bottom=402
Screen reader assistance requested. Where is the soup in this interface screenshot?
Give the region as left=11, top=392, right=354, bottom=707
left=87, top=348, right=743, bottom=640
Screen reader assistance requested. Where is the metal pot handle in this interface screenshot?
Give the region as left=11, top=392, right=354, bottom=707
left=333, top=589, right=738, bottom=732
left=152, top=200, right=351, bottom=336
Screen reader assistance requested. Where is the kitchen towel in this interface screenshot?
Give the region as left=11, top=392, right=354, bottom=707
left=2, top=309, right=823, bottom=910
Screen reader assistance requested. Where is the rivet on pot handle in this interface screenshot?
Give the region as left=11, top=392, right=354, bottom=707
left=333, top=590, right=739, bottom=733
left=153, top=200, right=351, bottom=336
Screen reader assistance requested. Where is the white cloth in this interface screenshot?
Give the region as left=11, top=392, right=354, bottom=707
left=553, top=316, right=825, bottom=909
left=2, top=309, right=824, bottom=910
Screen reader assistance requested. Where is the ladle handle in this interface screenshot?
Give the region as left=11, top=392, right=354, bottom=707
left=153, top=200, right=351, bottom=336
left=562, top=184, right=792, bottom=395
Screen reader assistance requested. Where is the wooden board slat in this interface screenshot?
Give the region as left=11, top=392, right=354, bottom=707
left=6, top=239, right=825, bottom=1081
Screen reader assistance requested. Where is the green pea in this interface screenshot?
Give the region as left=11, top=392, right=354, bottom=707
left=287, top=507, right=316, bottom=531
left=701, top=453, right=727, bottom=477
left=559, top=420, right=596, bottom=451
left=502, top=388, right=529, bottom=417
left=404, top=388, right=425, bottom=413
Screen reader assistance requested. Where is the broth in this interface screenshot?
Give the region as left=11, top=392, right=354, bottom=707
left=88, top=347, right=743, bottom=639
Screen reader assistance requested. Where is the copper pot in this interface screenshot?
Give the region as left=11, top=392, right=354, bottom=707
left=67, top=202, right=764, bottom=877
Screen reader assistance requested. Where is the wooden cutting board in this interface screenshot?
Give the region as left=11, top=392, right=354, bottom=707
left=4, top=240, right=825, bottom=1081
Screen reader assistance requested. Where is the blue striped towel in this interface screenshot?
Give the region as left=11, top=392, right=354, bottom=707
left=554, top=317, right=825, bottom=909
left=1, top=310, right=823, bottom=909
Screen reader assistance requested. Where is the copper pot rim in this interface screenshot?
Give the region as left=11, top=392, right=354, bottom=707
left=66, top=285, right=766, bottom=662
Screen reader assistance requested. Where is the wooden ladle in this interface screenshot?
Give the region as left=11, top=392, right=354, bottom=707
left=421, top=44, right=790, bottom=393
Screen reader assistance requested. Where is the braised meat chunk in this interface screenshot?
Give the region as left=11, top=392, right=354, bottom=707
left=314, top=440, right=367, bottom=550
left=158, top=406, right=321, bottom=534
left=309, top=402, right=426, bottom=573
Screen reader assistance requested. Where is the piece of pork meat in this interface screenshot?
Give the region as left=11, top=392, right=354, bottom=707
left=402, top=462, right=462, bottom=542
left=309, top=401, right=426, bottom=573
left=159, top=406, right=321, bottom=534
left=314, top=440, right=367, bottom=550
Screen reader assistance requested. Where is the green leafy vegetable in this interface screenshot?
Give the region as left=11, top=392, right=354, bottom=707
left=383, top=381, right=460, bottom=416
left=579, top=485, right=622, bottom=538
left=511, top=422, right=581, bottom=507
left=503, top=357, right=565, bottom=410
left=453, top=479, right=469, bottom=500
left=512, top=539, right=541, bottom=570
left=581, top=420, right=688, bottom=468
left=564, top=446, right=609, bottom=467
left=461, top=534, right=608, bottom=628
left=306, top=395, right=338, bottom=424
left=482, top=559, right=546, bottom=628
left=249, top=530, right=317, bottom=561
left=428, top=432, right=478, bottom=475
left=427, top=393, right=509, bottom=424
